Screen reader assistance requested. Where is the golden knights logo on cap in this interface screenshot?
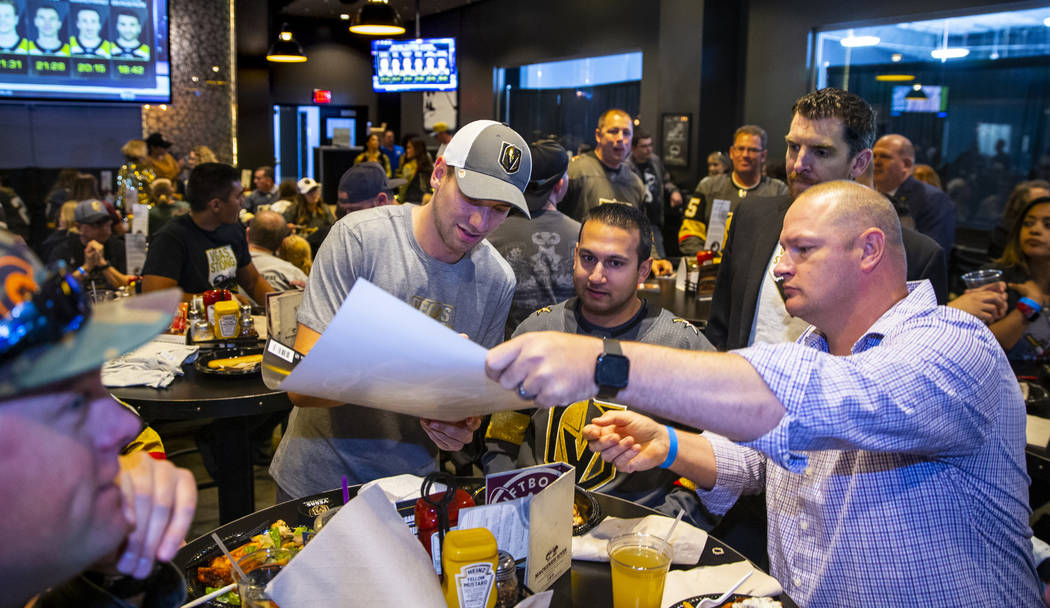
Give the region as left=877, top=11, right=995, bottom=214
left=499, top=141, right=522, bottom=174
left=91, top=200, right=102, bottom=213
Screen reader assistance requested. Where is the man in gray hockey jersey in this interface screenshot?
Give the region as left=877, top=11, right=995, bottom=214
left=482, top=202, right=716, bottom=526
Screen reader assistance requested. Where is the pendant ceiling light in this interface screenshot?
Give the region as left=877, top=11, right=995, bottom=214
left=930, top=20, right=969, bottom=62
left=267, top=24, right=307, bottom=63
left=349, top=0, right=406, bottom=36
left=904, top=84, right=927, bottom=100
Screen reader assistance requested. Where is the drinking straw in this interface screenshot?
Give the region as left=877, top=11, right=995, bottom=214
left=180, top=583, right=236, bottom=608
left=212, top=532, right=248, bottom=582
left=342, top=475, right=350, bottom=504
left=663, top=508, right=686, bottom=543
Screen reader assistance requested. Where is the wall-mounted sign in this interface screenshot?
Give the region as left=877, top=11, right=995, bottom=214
left=661, top=113, right=691, bottom=168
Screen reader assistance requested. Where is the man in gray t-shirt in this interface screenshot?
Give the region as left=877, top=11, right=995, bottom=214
left=270, top=121, right=533, bottom=498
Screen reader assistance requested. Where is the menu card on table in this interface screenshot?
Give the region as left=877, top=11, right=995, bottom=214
left=458, top=463, right=574, bottom=593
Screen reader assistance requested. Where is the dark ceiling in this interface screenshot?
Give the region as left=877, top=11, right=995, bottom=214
left=281, top=0, right=479, bottom=21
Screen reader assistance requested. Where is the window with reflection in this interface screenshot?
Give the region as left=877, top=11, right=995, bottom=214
left=495, top=52, right=642, bottom=154
left=814, top=7, right=1050, bottom=235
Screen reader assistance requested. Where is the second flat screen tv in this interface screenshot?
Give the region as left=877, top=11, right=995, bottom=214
left=372, top=37, right=456, bottom=93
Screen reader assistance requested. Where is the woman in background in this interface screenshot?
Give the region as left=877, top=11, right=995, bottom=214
left=269, top=179, right=298, bottom=216
left=37, top=200, right=79, bottom=260
left=287, top=178, right=335, bottom=237
left=397, top=137, right=434, bottom=204
left=115, top=139, right=155, bottom=212
left=278, top=234, right=312, bottom=276
left=44, top=168, right=79, bottom=230
left=178, top=145, right=217, bottom=195
left=988, top=180, right=1050, bottom=259
left=353, top=133, right=392, bottom=177
left=913, top=164, right=943, bottom=190
left=147, top=179, right=189, bottom=240
left=988, top=195, right=1050, bottom=360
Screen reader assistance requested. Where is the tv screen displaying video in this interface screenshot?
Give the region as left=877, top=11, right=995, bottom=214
left=890, top=85, right=948, bottom=114
left=372, top=37, right=456, bottom=92
left=0, top=0, right=170, bottom=103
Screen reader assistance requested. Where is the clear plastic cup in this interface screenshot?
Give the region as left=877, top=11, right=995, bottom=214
left=234, top=548, right=288, bottom=608
left=961, top=269, right=1003, bottom=289
left=608, top=532, right=673, bottom=608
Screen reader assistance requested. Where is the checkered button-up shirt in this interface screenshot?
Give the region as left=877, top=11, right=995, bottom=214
left=699, top=281, right=1041, bottom=606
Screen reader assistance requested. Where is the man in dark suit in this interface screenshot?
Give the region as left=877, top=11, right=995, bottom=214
left=706, top=88, right=949, bottom=351
left=873, top=134, right=956, bottom=253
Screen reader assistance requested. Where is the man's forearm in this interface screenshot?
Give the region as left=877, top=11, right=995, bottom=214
left=668, top=430, right=718, bottom=490
left=616, top=342, right=785, bottom=442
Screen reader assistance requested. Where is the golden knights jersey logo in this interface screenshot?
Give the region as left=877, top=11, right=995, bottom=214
left=543, top=399, right=625, bottom=491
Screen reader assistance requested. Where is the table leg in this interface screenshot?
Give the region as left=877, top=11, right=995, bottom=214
left=210, top=417, right=255, bottom=524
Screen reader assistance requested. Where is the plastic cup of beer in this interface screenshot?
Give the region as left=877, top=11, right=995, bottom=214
left=234, top=548, right=288, bottom=608
left=961, top=269, right=1003, bottom=289
left=608, top=532, right=673, bottom=608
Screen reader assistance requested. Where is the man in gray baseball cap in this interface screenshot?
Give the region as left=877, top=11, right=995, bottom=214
left=270, top=120, right=532, bottom=499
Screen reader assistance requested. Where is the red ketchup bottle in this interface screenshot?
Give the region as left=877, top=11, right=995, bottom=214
left=414, top=488, right=476, bottom=572
left=201, top=288, right=232, bottom=326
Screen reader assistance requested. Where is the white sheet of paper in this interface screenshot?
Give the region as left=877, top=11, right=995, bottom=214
left=279, top=278, right=526, bottom=421
left=458, top=499, right=532, bottom=560
left=1028, top=415, right=1050, bottom=449
left=131, top=203, right=150, bottom=236
left=514, top=590, right=552, bottom=608
left=124, top=233, right=147, bottom=276
left=265, top=485, right=445, bottom=608
left=704, top=198, right=731, bottom=251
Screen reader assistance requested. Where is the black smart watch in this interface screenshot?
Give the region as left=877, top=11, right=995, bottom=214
left=595, top=338, right=629, bottom=400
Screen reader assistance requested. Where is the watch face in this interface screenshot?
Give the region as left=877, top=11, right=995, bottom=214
left=596, top=353, right=629, bottom=388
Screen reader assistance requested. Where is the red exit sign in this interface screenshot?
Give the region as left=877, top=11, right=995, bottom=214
left=313, top=89, right=332, bottom=104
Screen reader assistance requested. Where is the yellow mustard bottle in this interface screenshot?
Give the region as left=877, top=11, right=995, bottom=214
left=441, top=528, right=498, bottom=608
left=212, top=300, right=241, bottom=339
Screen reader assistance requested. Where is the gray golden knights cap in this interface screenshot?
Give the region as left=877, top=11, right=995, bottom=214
left=441, top=120, right=533, bottom=218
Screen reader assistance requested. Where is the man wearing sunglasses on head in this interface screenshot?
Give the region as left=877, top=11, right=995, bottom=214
left=0, top=232, right=196, bottom=608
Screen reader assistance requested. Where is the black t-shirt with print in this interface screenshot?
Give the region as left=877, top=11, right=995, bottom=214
left=142, top=214, right=251, bottom=293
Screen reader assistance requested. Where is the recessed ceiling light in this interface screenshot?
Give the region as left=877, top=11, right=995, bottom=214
left=840, top=35, right=880, bottom=47
left=891, top=53, right=902, bottom=62
left=931, top=48, right=969, bottom=60
left=340, top=13, right=350, bottom=20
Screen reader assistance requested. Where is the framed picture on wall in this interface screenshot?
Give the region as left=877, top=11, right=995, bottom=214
left=661, top=113, right=691, bottom=167
left=423, top=91, right=458, bottom=132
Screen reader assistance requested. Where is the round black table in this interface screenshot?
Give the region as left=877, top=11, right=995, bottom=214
left=639, top=276, right=711, bottom=329
left=111, top=360, right=292, bottom=524
left=175, top=486, right=797, bottom=607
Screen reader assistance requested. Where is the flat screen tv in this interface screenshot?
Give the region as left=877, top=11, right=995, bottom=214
left=890, top=85, right=948, bottom=115
left=0, top=0, right=170, bottom=103
left=372, top=37, right=456, bottom=92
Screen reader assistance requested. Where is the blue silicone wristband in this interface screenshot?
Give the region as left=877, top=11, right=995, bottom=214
left=659, top=425, right=678, bottom=469
left=1020, top=297, right=1043, bottom=313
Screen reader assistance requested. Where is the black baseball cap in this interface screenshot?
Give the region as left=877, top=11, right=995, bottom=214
left=338, top=162, right=407, bottom=204
left=523, top=139, right=569, bottom=213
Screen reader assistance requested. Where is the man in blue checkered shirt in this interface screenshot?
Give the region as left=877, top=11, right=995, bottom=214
left=486, top=179, right=1041, bottom=606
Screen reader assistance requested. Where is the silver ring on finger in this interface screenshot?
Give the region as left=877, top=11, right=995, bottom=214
left=517, top=382, right=536, bottom=400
